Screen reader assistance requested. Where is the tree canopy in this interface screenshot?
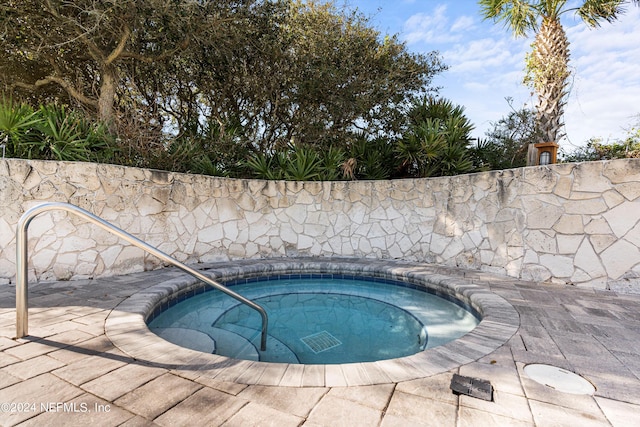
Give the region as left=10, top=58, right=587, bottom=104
left=1, top=0, right=219, bottom=122
left=1, top=0, right=446, bottom=169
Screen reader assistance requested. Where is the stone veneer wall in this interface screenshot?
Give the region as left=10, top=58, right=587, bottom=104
left=1, top=158, right=640, bottom=291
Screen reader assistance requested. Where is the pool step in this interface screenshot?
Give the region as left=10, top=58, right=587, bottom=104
left=210, top=327, right=260, bottom=361
left=151, top=327, right=216, bottom=353
left=216, top=324, right=299, bottom=364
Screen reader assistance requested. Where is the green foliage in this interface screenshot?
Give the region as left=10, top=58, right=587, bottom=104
left=396, top=120, right=446, bottom=176
left=245, top=96, right=478, bottom=182
left=284, top=146, right=323, bottom=181
left=0, top=98, right=116, bottom=162
left=347, top=136, right=397, bottom=180
left=138, top=116, right=253, bottom=176
left=1, top=0, right=445, bottom=163
left=36, top=105, right=113, bottom=162
left=244, top=135, right=400, bottom=182
left=319, top=146, right=346, bottom=181
left=470, top=103, right=543, bottom=170
left=245, top=153, right=285, bottom=180
left=396, top=97, right=475, bottom=177
left=562, top=132, right=640, bottom=162
left=245, top=144, right=341, bottom=181
left=561, top=117, right=640, bottom=162
left=3, top=2, right=492, bottom=181
left=0, top=98, right=40, bottom=157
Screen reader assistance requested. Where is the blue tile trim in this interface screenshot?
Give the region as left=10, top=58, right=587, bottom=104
left=146, top=270, right=481, bottom=323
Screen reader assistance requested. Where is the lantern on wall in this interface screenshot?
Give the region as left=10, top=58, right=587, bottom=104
left=533, top=142, right=559, bottom=165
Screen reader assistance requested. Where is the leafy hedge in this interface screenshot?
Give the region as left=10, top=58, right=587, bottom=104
left=2, top=96, right=479, bottom=181
left=0, top=99, right=116, bottom=162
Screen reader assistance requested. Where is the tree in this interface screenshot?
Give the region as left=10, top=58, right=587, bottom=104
left=189, top=1, right=445, bottom=153
left=0, top=0, right=245, bottom=124
left=2, top=1, right=446, bottom=172
left=471, top=99, right=543, bottom=170
left=396, top=96, right=475, bottom=177
left=478, top=0, right=631, bottom=146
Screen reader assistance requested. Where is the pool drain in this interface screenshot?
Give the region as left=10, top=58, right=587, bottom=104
left=524, top=364, right=595, bottom=395
left=301, top=331, right=342, bottom=353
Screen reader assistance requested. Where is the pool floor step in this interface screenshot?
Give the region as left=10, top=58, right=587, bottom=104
left=151, top=327, right=216, bottom=353
left=216, top=324, right=300, bottom=364
left=210, top=327, right=260, bottom=361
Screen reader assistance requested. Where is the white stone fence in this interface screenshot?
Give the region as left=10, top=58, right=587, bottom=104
left=1, top=158, right=639, bottom=292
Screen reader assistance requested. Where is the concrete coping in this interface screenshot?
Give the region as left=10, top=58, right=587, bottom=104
left=105, top=258, right=520, bottom=387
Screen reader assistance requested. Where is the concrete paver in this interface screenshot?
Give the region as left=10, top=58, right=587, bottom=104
left=529, top=399, right=610, bottom=427
left=1, top=259, right=639, bottom=426
left=595, top=397, right=640, bottom=427
left=8, top=354, right=66, bottom=380
left=0, top=371, right=20, bottom=390
left=237, top=385, right=327, bottom=417
left=152, top=387, right=247, bottom=426
left=113, top=373, right=202, bottom=419
left=395, top=372, right=459, bottom=405
left=0, top=374, right=83, bottom=426
left=384, top=390, right=458, bottom=426
left=52, top=354, right=127, bottom=386
left=460, top=391, right=533, bottom=423
left=325, top=384, right=395, bottom=411
left=457, top=406, right=535, bottom=427
left=80, top=364, right=166, bottom=402
left=306, top=394, right=383, bottom=427
left=222, top=401, right=304, bottom=427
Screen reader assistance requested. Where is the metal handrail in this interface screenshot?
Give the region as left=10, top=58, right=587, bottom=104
left=15, top=201, right=268, bottom=351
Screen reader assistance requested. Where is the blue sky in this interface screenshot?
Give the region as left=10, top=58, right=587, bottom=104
left=345, top=0, right=640, bottom=150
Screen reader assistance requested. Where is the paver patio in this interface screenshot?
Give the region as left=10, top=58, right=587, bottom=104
left=1, top=260, right=640, bottom=426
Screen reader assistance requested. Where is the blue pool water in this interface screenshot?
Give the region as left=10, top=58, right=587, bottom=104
left=148, top=276, right=479, bottom=364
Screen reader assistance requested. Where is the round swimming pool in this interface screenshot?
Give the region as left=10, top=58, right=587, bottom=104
left=106, top=259, right=520, bottom=386
left=148, top=276, right=480, bottom=364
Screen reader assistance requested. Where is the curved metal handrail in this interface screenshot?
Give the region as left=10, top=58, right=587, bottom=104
left=15, top=202, right=268, bottom=351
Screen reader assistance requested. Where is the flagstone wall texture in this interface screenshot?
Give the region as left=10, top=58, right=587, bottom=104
left=1, top=158, right=640, bottom=292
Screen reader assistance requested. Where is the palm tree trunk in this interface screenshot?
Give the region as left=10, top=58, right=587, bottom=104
left=531, top=16, right=570, bottom=144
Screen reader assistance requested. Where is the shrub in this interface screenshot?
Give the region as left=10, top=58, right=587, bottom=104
left=562, top=135, right=640, bottom=163
left=0, top=98, right=116, bottom=162
left=396, top=97, right=474, bottom=177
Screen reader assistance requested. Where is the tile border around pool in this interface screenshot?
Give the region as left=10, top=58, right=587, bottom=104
left=105, top=258, right=520, bottom=387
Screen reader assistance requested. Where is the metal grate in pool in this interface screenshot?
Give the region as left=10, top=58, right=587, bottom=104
left=301, top=331, right=342, bottom=353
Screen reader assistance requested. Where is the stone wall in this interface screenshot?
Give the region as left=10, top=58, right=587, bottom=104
left=1, top=158, right=639, bottom=291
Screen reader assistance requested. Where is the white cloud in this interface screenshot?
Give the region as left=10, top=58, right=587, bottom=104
left=444, top=37, right=525, bottom=74
left=403, top=5, right=455, bottom=44
left=561, top=8, right=640, bottom=143
left=450, top=15, right=475, bottom=33
left=403, top=5, right=477, bottom=45
left=395, top=0, right=640, bottom=144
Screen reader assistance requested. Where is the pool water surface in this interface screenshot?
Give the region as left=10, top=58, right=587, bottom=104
left=148, top=276, right=479, bottom=364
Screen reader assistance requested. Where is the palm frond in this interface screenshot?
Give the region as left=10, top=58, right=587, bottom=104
left=576, top=0, right=626, bottom=27
left=478, top=0, right=538, bottom=36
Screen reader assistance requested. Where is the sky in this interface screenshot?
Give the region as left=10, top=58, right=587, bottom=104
left=345, top=0, right=640, bottom=151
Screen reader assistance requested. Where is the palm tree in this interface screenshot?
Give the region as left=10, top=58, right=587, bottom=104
left=478, top=0, right=632, bottom=147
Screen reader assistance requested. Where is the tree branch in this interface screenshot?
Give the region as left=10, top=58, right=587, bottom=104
left=119, top=38, right=190, bottom=63
left=13, top=77, right=98, bottom=107
left=44, top=0, right=107, bottom=63
left=105, top=25, right=131, bottom=65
